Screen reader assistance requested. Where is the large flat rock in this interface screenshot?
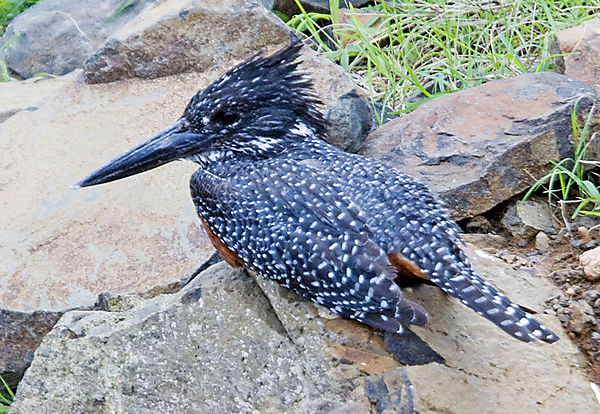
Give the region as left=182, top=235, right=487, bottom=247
left=1, top=71, right=217, bottom=314
left=83, top=0, right=290, bottom=83
left=360, top=72, right=600, bottom=220
left=10, top=248, right=597, bottom=413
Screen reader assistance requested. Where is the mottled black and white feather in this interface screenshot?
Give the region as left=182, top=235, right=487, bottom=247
left=182, top=44, right=558, bottom=343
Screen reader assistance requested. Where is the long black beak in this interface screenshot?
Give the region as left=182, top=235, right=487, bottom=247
left=76, top=121, right=209, bottom=188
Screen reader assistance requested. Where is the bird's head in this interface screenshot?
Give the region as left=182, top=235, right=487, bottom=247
left=77, top=43, right=326, bottom=188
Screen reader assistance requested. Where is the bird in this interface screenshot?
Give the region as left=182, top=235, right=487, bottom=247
left=77, top=42, right=559, bottom=344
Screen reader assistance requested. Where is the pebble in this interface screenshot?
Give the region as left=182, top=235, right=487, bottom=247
left=535, top=231, right=551, bottom=251
left=566, top=287, right=577, bottom=296
left=585, top=290, right=600, bottom=304
left=580, top=246, right=600, bottom=281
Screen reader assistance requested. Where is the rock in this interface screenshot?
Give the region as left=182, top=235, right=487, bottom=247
left=554, top=18, right=600, bottom=95
left=326, top=90, right=372, bottom=153
left=535, top=232, right=551, bottom=252
left=464, top=215, right=493, bottom=234
left=0, top=0, right=155, bottom=78
left=360, top=72, right=600, bottom=220
left=0, top=77, right=66, bottom=122
left=580, top=246, right=600, bottom=281
left=0, top=71, right=219, bottom=382
left=83, top=0, right=288, bottom=83
left=1, top=71, right=218, bottom=314
left=585, top=290, right=600, bottom=305
left=0, top=309, right=63, bottom=392
left=10, top=246, right=597, bottom=413
left=567, top=300, right=596, bottom=333
left=11, top=263, right=376, bottom=413
left=461, top=233, right=509, bottom=253
left=501, top=199, right=555, bottom=243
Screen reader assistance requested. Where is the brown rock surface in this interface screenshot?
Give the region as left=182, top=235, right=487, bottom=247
left=0, top=309, right=62, bottom=391
left=83, top=0, right=291, bottom=83
left=555, top=18, right=600, bottom=94
left=360, top=72, right=599, bottom=220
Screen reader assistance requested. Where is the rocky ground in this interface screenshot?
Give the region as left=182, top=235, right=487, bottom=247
left=1, top=0, right=600, bottom=412
left=463, top=200, right=600, bottom=385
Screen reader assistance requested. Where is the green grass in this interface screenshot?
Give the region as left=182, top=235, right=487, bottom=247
left=523, top=97, right=600, bottom=222
left=286, top=0, right=600, bottom=119
left=0, top=0, right=41, bottom=36
left=0, top=375, right=14, bottom=412
left=0, top=31, right=19, bottom=81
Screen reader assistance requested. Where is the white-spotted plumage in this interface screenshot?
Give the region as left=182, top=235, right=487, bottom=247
left=92, top=43, right=558, bottom=344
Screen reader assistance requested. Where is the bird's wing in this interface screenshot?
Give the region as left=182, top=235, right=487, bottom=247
left=190, top=162, right=427, bottom=333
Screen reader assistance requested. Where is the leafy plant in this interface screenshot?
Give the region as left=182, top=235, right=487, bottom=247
left=0, top=375, right=14, bottom=412
left=286, top=0, right=600, bottom=119
left=523, top=96, right=600, bottom=223
left=106, top=0, right=136, bottom=22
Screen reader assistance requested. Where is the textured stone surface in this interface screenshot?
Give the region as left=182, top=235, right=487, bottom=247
left=83, top=0, right=290, bottom=83
left=554, top=17, right=600, bottom=95
left=11, top=248, right=597, bottom=413
left=580, top=246, right=600, bottom=281
left=360, top=72, right=600, bottom=220
left=501, top=199, right=555, bottom=242
left=0, top=309, right=62, bottom=392
left=0, top=0, right=155, bottom=78
left=10, top=263, right=375, bottom=413
left=0, top=76, right=66, bottom=122
left=1, top=71, right=216, bottom=315
left=81, top=0, right=371, bottom=148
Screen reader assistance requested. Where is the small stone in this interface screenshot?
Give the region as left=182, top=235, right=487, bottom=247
left=592, top=332, right=600, bottom=340
left=566, top=287, right=577, bottom=296
left=580, top=246, right=600, bottom=281
left=577, top=226, right=590, bottom=241
left=535, top=232, right=551, bottom=251
left=594, top=298, right=600, bottom=308
left=568, top=300, right=596, bottom=333
left=585, top=290, right=600, bottom=304
left=465, top=215, right=493, bottom=233
left=571, top=240, right=586, bottom=249
left=584, top=240, right=599, bottom=250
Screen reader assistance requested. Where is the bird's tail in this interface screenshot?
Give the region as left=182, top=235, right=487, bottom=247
left=439, top=262, right=559, bottom=343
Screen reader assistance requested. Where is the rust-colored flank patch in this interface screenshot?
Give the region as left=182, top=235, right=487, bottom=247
left=200, top=218, right=244, bottom=268
left=388, top=252, right=430, bottom=282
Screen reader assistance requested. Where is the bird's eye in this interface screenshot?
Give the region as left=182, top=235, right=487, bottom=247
left=212, top=109, right=239, bottom=126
